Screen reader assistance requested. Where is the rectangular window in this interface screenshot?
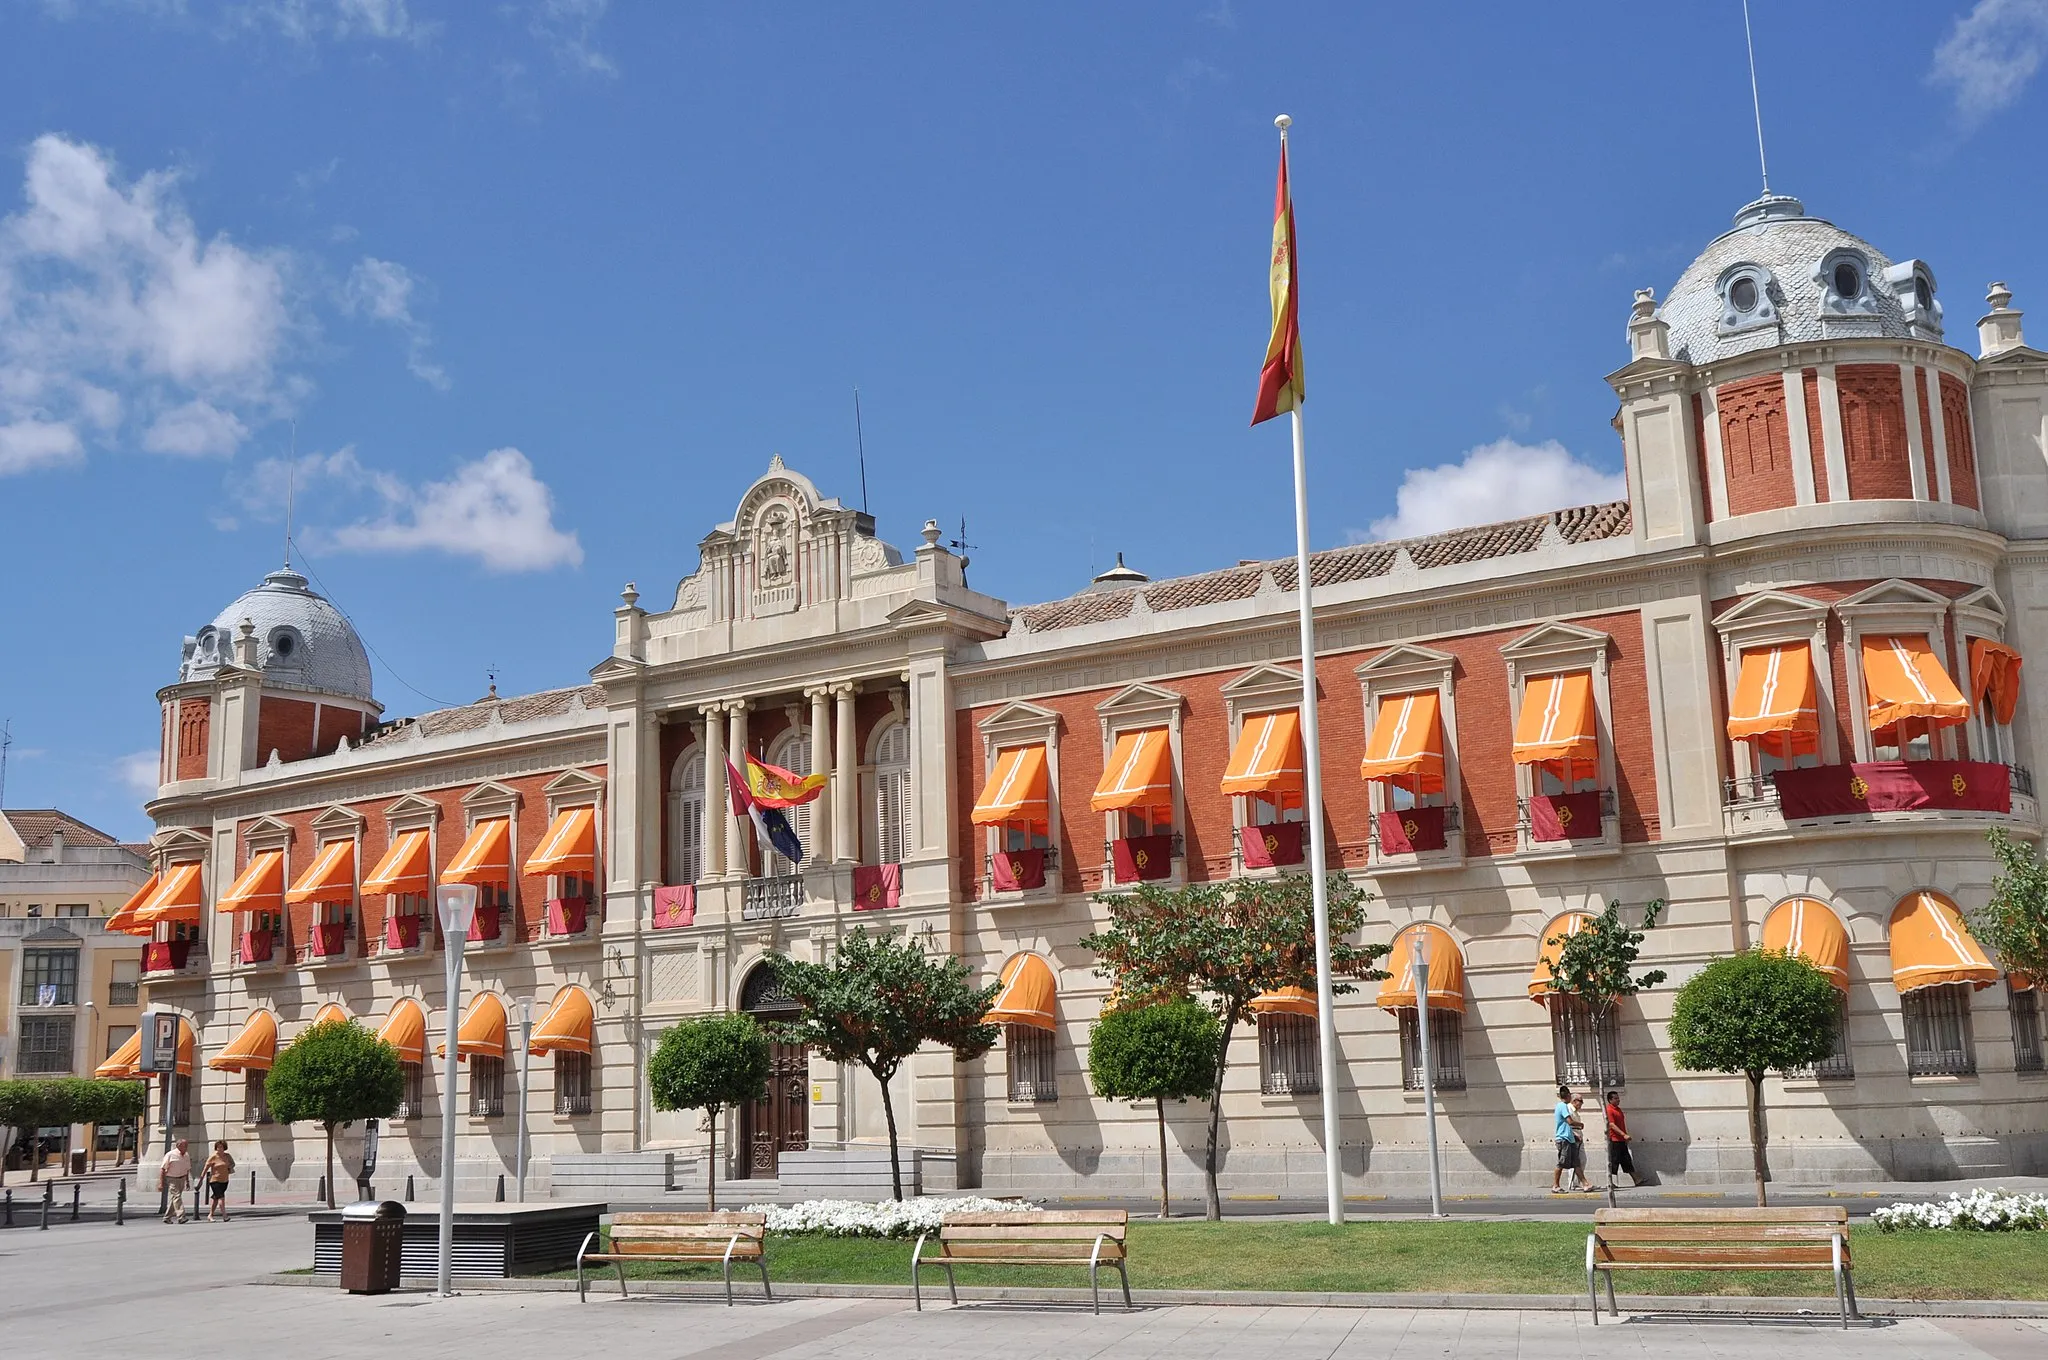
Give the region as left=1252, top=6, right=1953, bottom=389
left=1004, top=1024, right=1057, bottom=1102
left=396, top=1062, right=424, bottom=1120
left=244, top=1069, right=272, bottom=1125
left=470, top=1056, right=506, bottom=1117
left=161, top=1072, right=191, bottom=1128
left=108, top=958, right=141, bottom=1008
left=1904, top=983, right=1976, bottom=1076
left=875, top=763, right=914, bottom=866
left=58, top=904, right=88, bottom=918
left=1549, top=996, right=1624, bottom=1089
left=1258, top=1012, right=1320, bottom=1095
left=104, top=1024, right=136, bottom=1059
left=1813, top=994, right=1855, bottom=1079
left=1398, top=1009, right=1467, bottom=1091
left=2010, top=985, right=2043, bottom=1075
left=20, top=947, right=80, bottom=1006
left=555, top=1052, right=594, bottom=1115
left=17, top=1016, right=75, bottom=1074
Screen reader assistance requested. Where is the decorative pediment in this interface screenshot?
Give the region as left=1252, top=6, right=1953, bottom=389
left=1219, top=663, right=1305, bottom=696
left=381, top=793, right=442, bottom=833
left=1355, top=643, right=1457, bottom=682
left=153, top=826, right=210, bottom=856
left=1499, top=619, right=1611, bottom=663
left=1836, top=578, right=1950, bottom=612
left=460, top=780, right=523, bottom=813
left=588, top=656, right=644, bottom=688
left=979, top=699, right=1061, bottom=743
left=310, top=804, right=366, bottom=837
left=1095, top=682, right=1185, bottom=722
left=1953, top=586, right=2007, bottom=634
left=241, top=815, right=294, bottom=850
left=544, top=767, right=605, bottom=802
left=23, top=925, right=82, bottom=945
left=1712, top=589, right=1832, bottom=631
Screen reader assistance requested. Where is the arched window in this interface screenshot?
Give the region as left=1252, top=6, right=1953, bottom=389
left=768, top=729, right=815, bottom=871
left=872, top=720, right=913, bottom=866
left=668, top=751, right=705, bottom=885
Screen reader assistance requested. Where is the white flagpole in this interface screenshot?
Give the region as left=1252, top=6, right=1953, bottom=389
left=1274, top=113, right=1344, bottom=1228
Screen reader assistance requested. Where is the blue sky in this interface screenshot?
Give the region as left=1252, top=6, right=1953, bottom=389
left=2, top=1, right=2044, bottom=840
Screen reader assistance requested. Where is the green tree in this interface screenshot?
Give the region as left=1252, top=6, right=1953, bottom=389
left=1542, top=898, right=1668, bottom=1013
left=647, top=1014, right=772, bottom=1210
left=1080, top=872, right=1385, bottom=1221
left=265, top=1019, right=405, bottom=1207
left=1669, top=950, right=1842, bottom=1206
left=1978, top=828, right=2048, bottom=986
left=766, top=928, right=1001, bottom=1200
left=1087, top=999, right=1220, bottom=1219
left=0, top=1080, right=61, bottom=1180
left=0, top=1079, right=146, bottom=1179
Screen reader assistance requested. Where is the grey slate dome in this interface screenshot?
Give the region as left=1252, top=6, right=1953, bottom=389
left=1656, top=194, right=1937, bottom=367
left=177, top=567, right=375, bottom=703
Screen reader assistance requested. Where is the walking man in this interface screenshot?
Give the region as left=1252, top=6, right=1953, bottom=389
left=1550, top=1085, right=1579, bottom=1193
left=1604, top=1089, right=1639, bottom=1189
left=159, top=1138, right=192, bottom=1224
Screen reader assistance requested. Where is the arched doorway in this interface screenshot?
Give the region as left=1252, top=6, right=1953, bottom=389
left=737, top=964, right=809, bottom=1178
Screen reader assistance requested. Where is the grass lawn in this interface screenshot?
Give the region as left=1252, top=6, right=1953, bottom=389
left=552, top=1220, right=2048, bottom=1301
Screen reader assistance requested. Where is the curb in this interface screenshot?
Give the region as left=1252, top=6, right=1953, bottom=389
left=256, top=1274, right=2048, bottom=1319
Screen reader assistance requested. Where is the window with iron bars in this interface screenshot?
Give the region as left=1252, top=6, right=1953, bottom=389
left=556, top=1052, right=593, bottom=1115
left=1903, top=983, right=1976, bottom=1077
left=469, top=1056, right=506, bottom=1117
left=16, top=1016, right=74, bottom=1074
left=244, top=1069, right=272, bottom=1124
left=1398, top=1008, right=1467, bottom=1091
left=160, top=1071, right=191, bottom=1127
left=1005, top=1024, right=1057, bottom=1102
left=2008, top=984, right=2042, bottom=1075
left=396, top=1062, right=424, bottom=1119
left=1258, top=1012, right=1320, bottom=1095
left=1548, top=995, right=1624, bottom=1089
left=1810, top=993, right=1855, bottom=1079
left=109, top=958, right=140, bottom=1007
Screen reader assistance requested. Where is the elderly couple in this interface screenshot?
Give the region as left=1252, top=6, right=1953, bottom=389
left=157, top=1138, right=236, bottom=1223
left=1551, top=1086, right=1638, bottom=1193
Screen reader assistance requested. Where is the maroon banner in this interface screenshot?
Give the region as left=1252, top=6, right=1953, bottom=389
left=1378, top=807, right=1447, bottom=855
left=1112, top=834, right=1174, bottom=883
left=1775, top=760, right=2011, bottom=818
left=546, top=897, right=589, bottom=935
left=1242, top=821, right=1307, bottom=868
left=239, top=929, right=275, bottom=964
left=992, top=849, right=1046, bottom=892
left=652, top=884, right=696, bottom=929
left=853, top=863, right=903, bottom=911
left=311, top=921, right=347, bottom=957
left=468, top=903, right=502, bottom=943
left=1530, top=791, right=1603, bottom=843
left=384, top=915, right=421, bottom=951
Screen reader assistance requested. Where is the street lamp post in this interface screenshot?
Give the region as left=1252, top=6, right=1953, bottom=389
left=1413, top=930, right=1445, bottom=1218
left=434, top=883, right=478, bottom=1298
left=514, top=998, right=532, bottom=1203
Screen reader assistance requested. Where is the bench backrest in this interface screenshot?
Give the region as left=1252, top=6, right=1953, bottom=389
left=1591, top=1207, right=1849, bottom=1264
left=940, top=1210, right=1128, bottom=1251
left=608, top=1211, right=767, bottom=1251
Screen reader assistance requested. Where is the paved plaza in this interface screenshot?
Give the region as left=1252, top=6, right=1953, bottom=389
left=4, top=1215, right=2045, bottom=1360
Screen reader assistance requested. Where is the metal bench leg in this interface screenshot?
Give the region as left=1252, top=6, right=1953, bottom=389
left=1118, top=1259, right=1133, bottom=1311
left=1606, top=1270, right=1617, bottom=1318
left=944, top=1261, right=958, bottom=1306
left=758, top=1258, right=773, bottom=1301
left=911, top=1233, right=925, bottom=1311
left=1844, top=1268, right=1859, bottom=1321
left=615, top=1260, right=628, bottom=1299
left=577, top=1230, right=596, bottom=1303
left=1090, top=1261, right=1101, bottom=1316
left=1585, top=1235, right=1599, bottom=1325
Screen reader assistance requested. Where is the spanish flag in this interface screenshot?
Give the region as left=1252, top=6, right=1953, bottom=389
left=1251, top=139, right=1302, bottom=426
left=743, top=752, right=828, bottom=808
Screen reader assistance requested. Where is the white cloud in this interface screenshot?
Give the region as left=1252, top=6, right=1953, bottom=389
left=1930, top=0, right=2048, bottom=124
left=113, top=749, right=161, bottom=798
left=342, top=256, right=449, bottom=389
left=1366, top=439, right=1627, bottom=541
left=230, top=0, right=433, bottom=44
left=0, top=419, right=84, bottom=474
left=143, top=399, right=249, bottom=457
left=529, top=0, right=617, bottom=77
left=319, top=447, right=583, bottom=572
left=1198, top=1, right=1236, bottom=29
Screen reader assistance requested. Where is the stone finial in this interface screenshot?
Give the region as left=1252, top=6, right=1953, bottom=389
left=234, top=618, right=261, bottom=668
left=1980, top=281, right=2026, bottom=358
left=921, top=519, right=943, bottom=548
left=621, top=581, right=640, bottom=610
left=1627, top=287, right=1671, bottom=362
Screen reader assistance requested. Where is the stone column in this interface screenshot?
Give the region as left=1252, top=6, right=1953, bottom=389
left=834, top=683, right=859, bottom=862
left=727, top=701, right=751, bottom=877
left=807, top=687, right=833, bottom=860
left=701, top=705, right=726, bottom=882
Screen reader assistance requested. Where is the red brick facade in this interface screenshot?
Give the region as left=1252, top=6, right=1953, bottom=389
left=1940, top=373, right=1980, bottom=510
left=1837, top=363, right=1912, bottom=500
left=1716, top=373, right=1796, bottom=515
left=174, top=698, right=210, bottom=781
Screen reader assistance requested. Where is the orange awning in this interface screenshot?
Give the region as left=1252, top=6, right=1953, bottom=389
left=217, top=849, right=285, bottom=915
left=441, top=819, right=511, bottom=886
left=1728, top=643, right=1820, bottom=757
left=362, top=829, right=433, bottom=895
left=1528, top=912, right=1593, bottom=1003
left=1359, top=691, right=1446, bottom=793
left=523, top=807, right=597, bottom=877
left=133, top=862, right=204, bottom=926
left=1090, top=728, right=1174, bottom=813
left=1220, top=711, right=1304, bottom=801
left=972, top=745, right=1050, bottom=827
left=438, top=993, right=507, bottom=1061
left=313, top=1002, right=349, bottom=1026
left=984, top=953, right=1057, bottom=1031
left=1248, top=986, right=1317, bottom=1019
left=1761, top=898, right=1850, bottom=992
left=287, top=840, right=356, bottom=905
left=1970, top=639, right=2024, bottom=726
left=209, top=1012, right=278, bottom=1072
left=1863, top=634, right=1969, bottom=733
left=529, top=986, right=593, bottom=1056
left=1512, top=672, right=1598, bottom=766
left=1377, top=924, right=1467, bottom=1013
left=95, top=1029, right=142, bottom=1079
left=171, top=1024, right=194, bottom=1077
left=376, top=999, right=427, bottom=1065
left=106, top=873, right=160, bottom=935
left=1889, top=891, right=1999, bottom=993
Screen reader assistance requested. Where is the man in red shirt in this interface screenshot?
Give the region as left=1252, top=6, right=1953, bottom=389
left=1604, top=1090, right=1638, bottom=1189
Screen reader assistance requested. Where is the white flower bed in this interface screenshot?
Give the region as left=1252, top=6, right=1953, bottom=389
left=742, top=1195, right=1036, bottom=1238
left=1872, top=1188, right=2048, bottom=1232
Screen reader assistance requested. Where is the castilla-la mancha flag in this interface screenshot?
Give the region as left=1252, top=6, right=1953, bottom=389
left=1251, top=140, right=1302, bottom=425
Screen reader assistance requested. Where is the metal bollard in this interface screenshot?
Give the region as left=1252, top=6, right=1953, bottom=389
left=317, top=1175, right=326, bottom=1203
left=4, top=1188, right=11, bottom=1228
left=250, top=1169, right=257, bottom=1205
left=71, top=1184, right=81, bottom=1222
left=495, top=1174, right=506, bottom=1202
left=405, top=1174, right=415, bottom=1202
left=41, top=1182, right=53, bottom=1230
left=116, top=1181, right=126, bottom=1226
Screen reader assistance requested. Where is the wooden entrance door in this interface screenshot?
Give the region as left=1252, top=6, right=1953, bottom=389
left=740, top=1039, right=809, bottom=1177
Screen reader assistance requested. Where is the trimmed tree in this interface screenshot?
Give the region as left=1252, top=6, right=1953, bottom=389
left=766, top=928, right=1001, bottom=1201
left=0, top=1080, right=61, bottom=1180
left=1977, top=828, right=2048, bottom=986
left=648, top=1013, right=772, bottom=1209
left=1669, top=950, right=1842, bottom=1206
left=1542, top=898, right=1668, bottom=1014
left=1087, top=998, right=1220, bottom=1219
left=1080, top=872, right=1384, bottom=1221
left=0, top=1079, right=145, bottom=1179
left=265, top=1019, right=405, bottom=1207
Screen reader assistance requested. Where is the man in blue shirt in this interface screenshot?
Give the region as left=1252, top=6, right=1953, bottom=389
left=1550, top=1086, right=1588, bottom=1192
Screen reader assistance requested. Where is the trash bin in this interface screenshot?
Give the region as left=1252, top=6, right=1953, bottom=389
left=339, top=1200, right=407, bottom=1294
left=70, top=1150, right=87, bottom=1176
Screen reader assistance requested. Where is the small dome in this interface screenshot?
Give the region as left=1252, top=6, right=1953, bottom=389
left=177, top=567, right=375, bottom=703
left=1656, top=194, right=1917, bottom=366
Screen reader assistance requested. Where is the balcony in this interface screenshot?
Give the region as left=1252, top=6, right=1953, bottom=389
left=651, top=884, right=696, bottom=929
left=236, top=928, right=280, bottom=969
left=463, top=902, right=511, bottom=952
left=1515, top=790, right=1618, bottom=857
left=556, top=1092, right=593, bottom=1116
left=1368, top=805, right=1464, bottom=872
left=305, top=921, right=354, bottom=966
left=1723, top=761, right=2034, bottom=839
left=141, top=939, right=206, bottom=979
left=1238, top=822, right=1307, bottom=870
left=742, top=874, right=804, bottom=921
left=379, top=912, right=432, bottom=958
left=1106, top=833, right=1180, bottom=886
left=542, top=896, right=594, bottom=941
left=982, top=845, right=1060, bottom=902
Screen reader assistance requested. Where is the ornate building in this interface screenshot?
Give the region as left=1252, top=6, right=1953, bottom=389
left=130, top=194, right=2048, bottom=1199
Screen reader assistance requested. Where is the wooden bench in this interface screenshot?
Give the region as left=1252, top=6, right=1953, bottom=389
left=912, top=1210, right=1132, bottom=1313
left=1585, top=1206, right=1858, bottom=1326
left=576, top=1211, right=771, bottom=1305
